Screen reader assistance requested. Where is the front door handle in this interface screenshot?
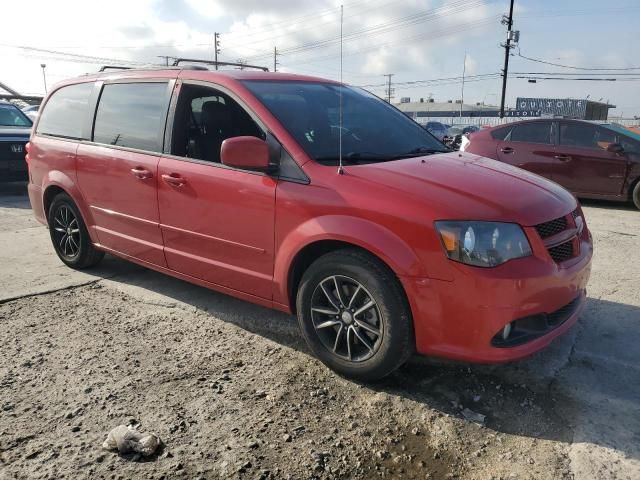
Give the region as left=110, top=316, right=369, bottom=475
left=554, top=155, right=571, bottom=162
left=130, top=167, right=153, bottom=179
left=501, top=147, right=514, bottom=154
left=161, top=173, right=187, bottom=187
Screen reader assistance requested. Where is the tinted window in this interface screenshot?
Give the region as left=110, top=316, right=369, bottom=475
left=559, top=123, right=613, bottom=150
left=37, top=83, right=93, bottom=139
left=510, top=122, right=552, bottom=144
left=491, top=126, right=510, bottom=140
left=243, top=81, right=445, bottom=165
left=0, top=104, right=32, bottom=127
left=93, top=83, right=167, bottom=152
left=619, top=136, right=640, bottom=154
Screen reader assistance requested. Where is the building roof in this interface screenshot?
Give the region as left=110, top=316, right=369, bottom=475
left=395, top=101, right=498, bottom=113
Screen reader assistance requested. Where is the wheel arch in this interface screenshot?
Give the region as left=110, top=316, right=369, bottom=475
left=41, top=172, right=97, bottom=241
left=274, top=215, right=425, bottom=313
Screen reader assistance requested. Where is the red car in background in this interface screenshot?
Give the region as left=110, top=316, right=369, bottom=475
left=462, top=119, right=640, bottom=209
left=27, top=68, right=592, bottom=380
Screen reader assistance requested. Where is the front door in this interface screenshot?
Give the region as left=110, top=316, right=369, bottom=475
left=157, top=81, right=276, bottom=299
left=76, top=80, right=172, bottom=266
left=554, top=122, right=627, bottom=196
left=496, top=121, right=556, bottom=180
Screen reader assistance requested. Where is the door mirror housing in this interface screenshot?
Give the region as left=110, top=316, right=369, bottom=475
left=220, top=136, right=272, bottom=171
left=606, top=143, right=624, bottom=154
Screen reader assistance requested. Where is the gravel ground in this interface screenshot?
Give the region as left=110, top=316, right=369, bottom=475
left=0, top=183, right=639, bottom=479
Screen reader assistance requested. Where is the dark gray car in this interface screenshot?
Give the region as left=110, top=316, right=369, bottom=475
left=0, top=103, right=31, bottom=181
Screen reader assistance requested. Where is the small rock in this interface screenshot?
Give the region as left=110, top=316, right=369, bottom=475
left=283, top=434, right=292, bottom=442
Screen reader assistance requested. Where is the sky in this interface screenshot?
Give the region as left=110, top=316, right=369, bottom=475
left=1, top=0, right=638, bottom=116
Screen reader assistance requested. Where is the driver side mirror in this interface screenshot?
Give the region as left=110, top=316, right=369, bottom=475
left=606, top=143, right=624, bottom=154
left=220, top=136, right=272, bottom=172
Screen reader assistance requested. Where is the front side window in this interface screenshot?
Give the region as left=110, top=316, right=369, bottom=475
left=559, top=123, right=610, bottom=150
left=37, top=82, right=93, bottom=139
left=0, top=104, right=32, bottom=127
left=170, top=84, right=264, bottom=163
left=509, top=122, right=552, bottom=144
left=93, top=82, right=168, bottom=152
left=242, top=81, right=446, bottom=165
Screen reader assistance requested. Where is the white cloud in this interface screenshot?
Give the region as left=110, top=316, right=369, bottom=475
left=0, top=0, right=637, bottom=114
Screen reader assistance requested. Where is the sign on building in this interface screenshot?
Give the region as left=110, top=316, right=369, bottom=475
left=516, top=98, right=587, bottom=118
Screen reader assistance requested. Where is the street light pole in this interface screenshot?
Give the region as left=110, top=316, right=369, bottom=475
left=40, top=64, right=47, bottom=94
left=460, top=52, right=467, bottom=118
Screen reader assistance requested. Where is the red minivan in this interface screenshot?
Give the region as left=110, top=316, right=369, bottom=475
left=26, top=67, right=592, bottom=380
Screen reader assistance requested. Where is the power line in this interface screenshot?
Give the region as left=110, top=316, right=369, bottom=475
left=278, top=16, right=498, bottom=68
left=515, top=51, right=640, bottom=71
left=242, top=0, right=490, bottom=61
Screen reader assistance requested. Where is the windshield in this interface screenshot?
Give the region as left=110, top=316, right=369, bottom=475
left=243, top=81, right=447, bottom=165
left=0, top=104, right=32, bottom=127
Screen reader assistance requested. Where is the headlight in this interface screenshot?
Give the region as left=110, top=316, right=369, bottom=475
left=435, top=221, right=532, bottom=267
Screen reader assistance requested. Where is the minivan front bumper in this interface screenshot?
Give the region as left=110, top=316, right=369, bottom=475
left=402, top=235, right=592, bottom=363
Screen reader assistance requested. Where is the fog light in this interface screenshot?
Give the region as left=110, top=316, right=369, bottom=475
left=502, top=322, right=513, bottom=340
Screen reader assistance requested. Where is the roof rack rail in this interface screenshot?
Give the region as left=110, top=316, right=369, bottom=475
left=171, top=58, right=269, bottom=72
left=99, top=65, right=133, bottom=72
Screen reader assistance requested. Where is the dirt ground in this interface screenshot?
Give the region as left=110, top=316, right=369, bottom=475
left=0, top=182, right=639, bottom=480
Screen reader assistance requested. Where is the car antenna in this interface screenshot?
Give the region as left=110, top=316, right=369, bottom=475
left=337, top=4, right=345, bottom=175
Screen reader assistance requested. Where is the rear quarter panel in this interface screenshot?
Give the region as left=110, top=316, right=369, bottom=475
left=28, top=136, right=96, bottom=239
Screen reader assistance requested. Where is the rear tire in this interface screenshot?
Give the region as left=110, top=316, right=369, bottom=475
left=296, top=249, right=414, bottom=381
left=48, top=193, right=104, bottom=269
left=632, top=181, right=640, bottom=210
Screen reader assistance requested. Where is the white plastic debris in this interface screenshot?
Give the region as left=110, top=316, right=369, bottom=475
left=102, top=424, right=161, bottom=457
left=461, top=408, right=486, bottom=424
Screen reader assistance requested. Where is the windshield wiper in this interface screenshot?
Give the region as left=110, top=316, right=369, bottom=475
left=314, top=147, right=450, bottom=165
left=383, top=146, right=451, bottom=161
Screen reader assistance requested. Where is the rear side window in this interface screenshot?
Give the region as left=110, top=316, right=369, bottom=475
left=510, top=122, right=552, bottom=144
left=490, top=127, right=511, bottom=140
left=93, top=82, right=168, bottom=152
left=37, top=83, right=93, bottom=139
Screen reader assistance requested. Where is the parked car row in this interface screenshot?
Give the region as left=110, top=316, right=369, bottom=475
left=424, top=121, right=482, bottom=150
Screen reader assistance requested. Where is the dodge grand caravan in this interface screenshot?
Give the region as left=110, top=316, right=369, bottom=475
left=27, top=68, right=592, bottom=380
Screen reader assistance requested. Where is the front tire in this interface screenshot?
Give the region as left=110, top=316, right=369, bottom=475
left=632, top=181, right=640, bottom=210
left=48, top=193, right=104, bottom=269
left=296, top=249, right=414, bottom=381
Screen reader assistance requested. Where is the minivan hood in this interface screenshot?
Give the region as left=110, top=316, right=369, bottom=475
left=349, top=152, right=577, bottom=226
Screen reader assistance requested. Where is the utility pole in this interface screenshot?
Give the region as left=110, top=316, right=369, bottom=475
left=40, top=64, right=47, bottom=93
left=213, top=32, right=221, bottom=70
left=460, top=52, right=467, bottom=118
left=499, top=0, right=515, bottom=118
left=273, top=47, right=279, bottom=72
left=384, top=73, right=394, bottom=103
